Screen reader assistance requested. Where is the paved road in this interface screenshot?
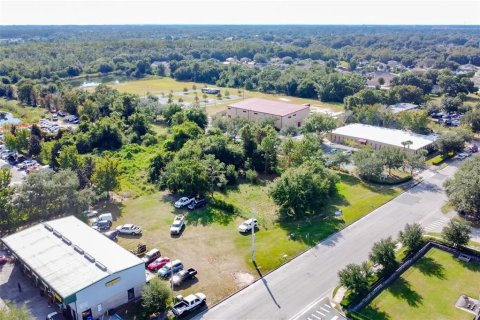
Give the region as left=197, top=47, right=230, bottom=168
left=0, top=159, right=26, bottom=185
left=193, top=162, right=459, bottom=320
left=297, top=298, right=346, bottom=320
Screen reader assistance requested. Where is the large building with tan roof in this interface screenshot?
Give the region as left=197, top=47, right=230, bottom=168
left=226, top=98, right=310, bottom=129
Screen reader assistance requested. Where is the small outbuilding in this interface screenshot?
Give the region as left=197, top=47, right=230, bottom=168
left=1, top=216, right=146, bottom=320
left=226, top=98, right=310, bottom=129
left=388, top=103, right=420, bottom=114
left=328, top=123, right=437, bottom=153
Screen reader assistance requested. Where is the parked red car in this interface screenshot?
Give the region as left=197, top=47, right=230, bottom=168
left=148, top=257, right=171, bottom=271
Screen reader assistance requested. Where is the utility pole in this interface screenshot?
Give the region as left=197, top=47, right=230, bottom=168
left=170, top=263, right=174, bottom=302
left=251, top=209, right=256, bottom=263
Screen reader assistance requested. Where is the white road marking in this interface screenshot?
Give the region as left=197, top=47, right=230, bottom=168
left=316, top=310, right=325, bottom=316
left=320, top=307, right=330, bottom=313
left=323, top=304, right=331, bottom=309
left=311, top=314, right=321, bottom=320
left=289, top=292, right=330, bottom=320
left=424, top=216, right=451, bottom=232
left=331, top=316, right=338, bottom=320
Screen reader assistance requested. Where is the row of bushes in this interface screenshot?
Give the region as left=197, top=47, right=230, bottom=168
left=366, top=174, right=413, bottom=185
left=429, top=152, right=454, bottom=165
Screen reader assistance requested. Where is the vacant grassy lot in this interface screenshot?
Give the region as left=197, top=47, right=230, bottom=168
left=102, top=173, right=401, bottom=304
left=359, top=248, right=480, bottom=320
left=430, top=93, right=480, bottom=108
left=107, top=77, right=344, bottom=115
left=109, top=77, right=201, bottom=96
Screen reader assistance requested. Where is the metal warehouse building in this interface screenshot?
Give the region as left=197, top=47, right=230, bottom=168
left=328, top=123, right=437, bottom=153
left=1, top=216, right=146, bottom=320
left=226, top=98, right=310, bottom=129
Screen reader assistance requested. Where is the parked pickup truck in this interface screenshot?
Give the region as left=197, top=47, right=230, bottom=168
left=170, top=215, right=185, bottom=235
left=171, top=292, right=206, bottom=316
left=172, top=268, right=197, bottom=285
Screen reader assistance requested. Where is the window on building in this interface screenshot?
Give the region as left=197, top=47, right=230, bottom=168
left=82, top=309, right=93, bottom=320
left=128, top=288, right=135, bottom=301
left=254, top=112, right=257, bottom=115
left=297, top=122, right=301, bottom=127
left=243, top=110, right=247, bottom=113
left=293, top=114, right=297, bottom=116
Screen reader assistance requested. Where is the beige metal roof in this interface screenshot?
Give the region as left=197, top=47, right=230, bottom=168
left=331, top=124, right=437, bottom=150
left=2, top=216, right=143, bottom=298
left=228, top=98, right=309, bottom=116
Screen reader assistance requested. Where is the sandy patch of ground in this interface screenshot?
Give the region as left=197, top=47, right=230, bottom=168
left=233, top=272, right=255, bottom=288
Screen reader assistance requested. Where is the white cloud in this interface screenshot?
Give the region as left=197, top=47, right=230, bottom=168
left=0, top=0, right=479, bottom=25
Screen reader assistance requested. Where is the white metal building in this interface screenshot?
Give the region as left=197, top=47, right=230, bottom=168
left=2, top=216, right=146, bottom=320
left=328, top=123, right=437, bottom=153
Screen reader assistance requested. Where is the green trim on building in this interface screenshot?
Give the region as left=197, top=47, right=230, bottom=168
left=64, top=293, right=77, bottom=304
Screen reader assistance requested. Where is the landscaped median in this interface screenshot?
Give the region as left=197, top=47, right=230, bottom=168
left=347, top=241, right=480, bottom=320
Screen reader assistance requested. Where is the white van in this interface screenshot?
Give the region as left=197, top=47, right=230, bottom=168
left=95, top=213, right=113, bottom=223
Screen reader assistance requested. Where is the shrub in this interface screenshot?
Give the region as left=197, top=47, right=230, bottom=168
left=245, top=169, right=258, bottom=184
left=142, top=133, right=158, bottom=146
left=225, top=164, right=238, bottom=185
left=430, top=153, right=453, bottom=165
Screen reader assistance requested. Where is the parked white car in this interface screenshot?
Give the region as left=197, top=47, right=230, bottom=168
left=116, top=224, right=142, bottom=235
left=94, top=213, right=113, bottom=223
left=174, top=197, right=194, bottom=208
left=238, top=219, right=258, bottom=233
left=170, top=215, right=185, bottom=235
left=84, top=210, right=98, bottom=218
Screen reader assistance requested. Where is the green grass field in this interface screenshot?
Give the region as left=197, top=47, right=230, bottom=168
left=106, top=173, right=402, bottom=304
left=107, top=77, right=344, bottom=115
left=110, top=76, right=202, bottom=96
left=359, top=248, right=480, bottom=320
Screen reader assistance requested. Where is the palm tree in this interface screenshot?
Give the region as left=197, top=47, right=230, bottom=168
left=401, top=140, right=413, bottom=150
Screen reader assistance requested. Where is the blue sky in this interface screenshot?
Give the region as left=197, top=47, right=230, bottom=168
left=1, top=0, right=479, bottom=25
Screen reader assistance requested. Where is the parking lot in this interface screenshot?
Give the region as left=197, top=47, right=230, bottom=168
left=0, top=158, right=26, bottom=185
left=0, top=257, right=64, bottom=319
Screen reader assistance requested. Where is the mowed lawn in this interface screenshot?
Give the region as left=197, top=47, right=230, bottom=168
left=109, top=77, right=201, bottom=96
left=101, top=173, right=402, bottom=304
left=360, top=248, right=480, bottom=320
left=107, top=77, right=344, bottom=115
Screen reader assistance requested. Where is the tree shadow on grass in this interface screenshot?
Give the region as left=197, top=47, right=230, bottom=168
left=339, top=172, right=398, bottom=196
left=459, top=260, right=480, bottom=272
left=412, top=256, right=445, bottom=279
left=357, top=306, right=391, bottom=320
left=94, top=200, right=125, bottom=220
left=185, top=207, right=235, bottom=226
left=387, top=278, right=423, bottom=307
left=278, top=215, right=344, bottom=246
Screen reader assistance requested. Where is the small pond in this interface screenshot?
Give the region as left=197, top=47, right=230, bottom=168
left=68, top=76, right=135, bottom=88
left=0, top=112, right=21, bottom=126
